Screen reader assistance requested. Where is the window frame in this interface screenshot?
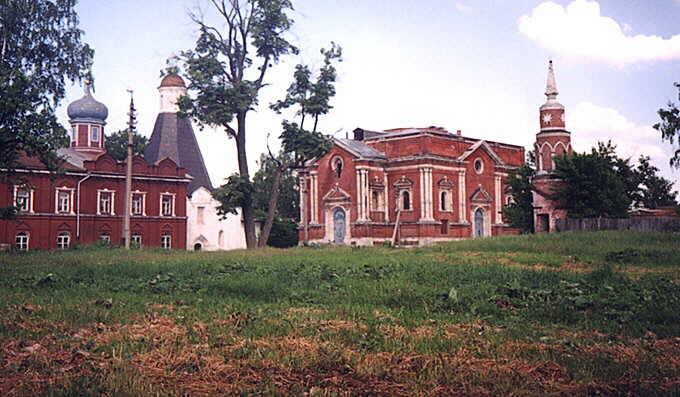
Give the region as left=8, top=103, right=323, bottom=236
left=131, top=191, right=146, bottom=216
left=14, top=186, right=33, bottom=213
left=160, top=193, right=175, bottom=217
left=55, top=187, right=74, bottom=214
left=56, top=232, right=70, bottom=250
left=90, top=125, right=100, bottom=143
left=161, top=234, right=172, bottom=250
left=15, top=232, right=29, bottom=251
left=131, top=232, right=142, bottom=248
left=97, top=189, right=115, bottom=215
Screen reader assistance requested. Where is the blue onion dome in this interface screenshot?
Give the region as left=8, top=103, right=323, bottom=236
left=67, top=82, right=109, bottom=122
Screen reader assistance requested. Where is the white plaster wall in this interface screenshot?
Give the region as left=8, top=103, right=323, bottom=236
left=159, top=86, right=186, bottom=113
left=186, top=187, right=247, bottom=251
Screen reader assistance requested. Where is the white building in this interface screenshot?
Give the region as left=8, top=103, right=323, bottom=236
left=145, top=74, right=247, bottom=251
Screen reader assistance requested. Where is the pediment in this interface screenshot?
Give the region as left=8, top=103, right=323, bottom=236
left=322, top=184, right=352, bottom=202
left=438, top=176, right=454, bottom=188
left=470, top=185, right=493, bottom=203
left=458, top=140, right=506, bottom=166
left=393, top=176, right=413, bottom=188
left=369, top=176, right=384, bottom=189
left=194, top=234, right=208, bottom=243
left=99, top=223, right=112, bottom=232
left=57, top=222, right=71, bottom=231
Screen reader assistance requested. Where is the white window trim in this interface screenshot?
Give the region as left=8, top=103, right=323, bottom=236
left=439, top=189, right=454, bottom=213
left=160, top=192, right=176, bottom=217
left=131, top=232, right=142, bottom=248
left=13, top=186, right=34, bottom=213
left=161, top=234, right=172, bottom=250
left=15, top=232, right=29, bottom=251
left=370, top=189, right=385, bottom=212
left=398, top=189, right=413, bottom=212
left=54, top=186, right=75, bottom=214
left=130, top=190, right=147, bottom=216
left=97, top=189, right=116, bottom=215
left=57, top=232, right=70, bottom=250
left=90, top=125, right=100, bottom=144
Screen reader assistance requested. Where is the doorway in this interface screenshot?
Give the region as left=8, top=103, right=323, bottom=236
left=474, top=208, right=485, bottom=237
left=333, top=208, right=346, bottom=244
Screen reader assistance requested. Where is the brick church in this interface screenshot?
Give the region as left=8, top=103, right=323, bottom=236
left=297, top=61, right=570, bottom=245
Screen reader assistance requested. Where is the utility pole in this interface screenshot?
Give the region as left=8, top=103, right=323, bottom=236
left=123, top=90, right=136, bottom=249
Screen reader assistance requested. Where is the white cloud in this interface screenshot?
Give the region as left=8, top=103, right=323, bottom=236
left=569, top=102, right=679, bottom=187
left=518, top=0, right=680, bottom=65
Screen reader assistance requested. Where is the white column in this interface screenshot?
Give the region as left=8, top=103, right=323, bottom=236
left=419, top=168, right=425, bottom=220
left=356, top=170, right=362, bottom=221
left=383, top=173, right=389, bottom=222
left=298, top=176, right=306, bottom=225
left=311, top=173, right=318, bottom=224
left=458, top=171, right=466, bottom=223
left=495, top=175, right=502, bottom=224
left=363, top=170, right=369, bottom=221
left=425, top=168, right=434, bottom=220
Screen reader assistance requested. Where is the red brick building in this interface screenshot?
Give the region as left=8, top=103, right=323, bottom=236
left=532, top=61, right=573, bottom=232
left=1, top=85, right=190, bottom=251
left=298, top=125, right=525, bottom=246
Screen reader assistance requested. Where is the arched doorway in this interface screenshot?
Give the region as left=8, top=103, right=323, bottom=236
left=474, top=208, right=485, bottom=237
left=333, top=208, right=346, bottom=244
left=194, top=243, right=202, bottom=251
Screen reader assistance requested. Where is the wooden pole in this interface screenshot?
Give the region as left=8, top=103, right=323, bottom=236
left=123, top=90, right=136, bottom=249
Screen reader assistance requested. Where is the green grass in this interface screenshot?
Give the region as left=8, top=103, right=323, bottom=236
left=1, top=231, right=680, bottom=396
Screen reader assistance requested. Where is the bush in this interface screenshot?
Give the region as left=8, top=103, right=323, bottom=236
left=266, top=217, right=299, bottom=248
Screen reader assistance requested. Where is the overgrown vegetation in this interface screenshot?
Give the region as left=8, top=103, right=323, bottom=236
left=1, top=231, right=680, bottom=396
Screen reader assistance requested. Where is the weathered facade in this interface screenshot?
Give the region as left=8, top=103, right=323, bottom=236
left=532, top=61, right=573, bottom=232
left=298, top=126, right=524, bottom=246
left=1, top=85, right=190, bottom=251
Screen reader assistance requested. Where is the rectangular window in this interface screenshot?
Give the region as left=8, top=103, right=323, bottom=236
left=161, top=234, right=171, bottom=250
left=197, top=206, right=205, bottom=224
left=131, top=233, right=142, bottom=248
left=161, top=195, right=173, bottom=216
left=15, top=232, right=29, bottom=251
left=131, top=193, right=144, bottom=215
left=99, top=192, right=113, bottom=214
left=57, top=232, right=70, bottom=250
left=91, top=126, right=100, bottom=142
left=15, top=189, right=30, bottom=212
left=57, top=190, right=71, bottom=213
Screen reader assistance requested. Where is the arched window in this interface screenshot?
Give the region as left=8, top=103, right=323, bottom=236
left=57, top=232, right=70, bottom=250
left=15, top=232, right=29, bottom=251
left=333, top=157, right=343, bottom=178
left=161, top=234, right=172, bottom=250
left=218, top=230, right=224, bottom=248
left=402, top=191, right=411, bottom=211
left=440, top=191, right=448, bottom=211
left=194, top=243, right=202, bottom=251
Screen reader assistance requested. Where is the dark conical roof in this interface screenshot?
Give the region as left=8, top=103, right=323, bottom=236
left=145, top=113, right=213, bottom=193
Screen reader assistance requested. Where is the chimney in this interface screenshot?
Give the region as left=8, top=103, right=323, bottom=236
left=456, top=130, right=462, bottom=136
left=353, top=128, right=364, bottom=141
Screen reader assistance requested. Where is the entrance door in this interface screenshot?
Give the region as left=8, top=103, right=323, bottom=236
left=333, top=208, right=346, bottom=244
left=538, top=214, right=550, bottom=233
left=474, top=208, right=485, bottom=237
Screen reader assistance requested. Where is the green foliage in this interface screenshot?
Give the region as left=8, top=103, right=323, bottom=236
left=551, top=142, right=632, bottom=218
left=252, top=153, right=298, bottom=220
left=1, top=0, right=93, bottom=217
left=654, top=82, right=680, bottom=168
left=264, top=216, right=299, bottom=248
left=212, top=174, right=254, bottom=217
left=104, top=129, right=149, bottom=161
left=502, top=164, right=535, bottom=233
left=635, top=155, right=678, bottom=209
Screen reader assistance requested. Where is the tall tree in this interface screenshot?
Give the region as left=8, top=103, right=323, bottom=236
left=252, top=152, right=298, bottom=220
left=635, top=155, right=678, bottom=209
left=551, top=142, right=632, bottom=218
left=104, top=129, right=148, bottom=161
left=502, top=164, right=536, bottom=233
left=0, top=0, right=93, bottom=218
left=260, top=43, right=341, bottom=246
left=177, top=0, right=298, bottom=248
left=654, top=82, right=680, bottom=168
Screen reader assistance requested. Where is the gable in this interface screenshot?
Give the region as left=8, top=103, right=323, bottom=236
left=322, top=184, right=352, bottom=202
left=470, top=185, right=493, bottom=203
left=458, top=140, right=505, bottom=166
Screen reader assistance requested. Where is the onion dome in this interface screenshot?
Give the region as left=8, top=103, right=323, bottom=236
left=159, top=74, right=186, bottom=88
left=67, top=83, right=108, bottom=122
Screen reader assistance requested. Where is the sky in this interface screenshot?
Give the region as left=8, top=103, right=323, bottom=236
left=58, top=0, right=680, bottom=192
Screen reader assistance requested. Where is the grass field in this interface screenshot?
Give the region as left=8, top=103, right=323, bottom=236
left=1, top=231, right=679, bottom=396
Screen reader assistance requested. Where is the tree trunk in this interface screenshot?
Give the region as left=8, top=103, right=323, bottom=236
left=258, top=166, right=283, bottom=247
left=235, top=112, right=257, bottom=248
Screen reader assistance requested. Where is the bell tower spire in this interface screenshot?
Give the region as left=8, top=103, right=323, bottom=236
left=545, top=60, right=558, bottom=100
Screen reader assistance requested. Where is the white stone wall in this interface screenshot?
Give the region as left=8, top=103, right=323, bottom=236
left=186, top=187, right=247, bottom=251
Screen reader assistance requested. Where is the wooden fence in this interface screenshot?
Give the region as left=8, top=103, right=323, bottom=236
left=554, top=217, right=680, bottom=233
